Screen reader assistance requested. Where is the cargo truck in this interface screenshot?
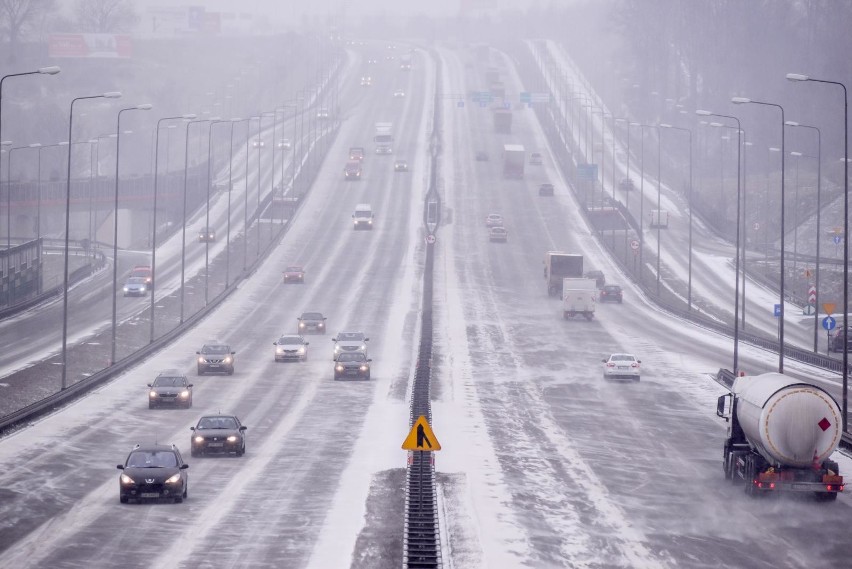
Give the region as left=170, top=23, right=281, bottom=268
left=717, top=372, right=844, bottom=500
left=493, top=109, right=512, bottom=134
left=503, top=144, right=525, bottom=179
left=374, top=122, right=393, bottom=154
left=543, top=252, right=583, bottom=297
left=562, top=278, right=596, bottom=320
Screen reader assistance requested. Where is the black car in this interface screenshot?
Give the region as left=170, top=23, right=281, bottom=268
left=190, top=415, right=247, bottom=457
left=538, top=183, right=554, bottom=197
left=198, top=228, right=215, bottom=242
left=298, top=312, right=327, bottom=334
left=334, top=352, right=372, bottom=380
left=117, top=444, right=189, bottom=503
left=196, top=342, right=235, bottom=375
left=584, top=270, right=606, bottom=289
left=599, top=284, right=623, bottom=303
left=148, top=371, right=193, bottom=409
left=274, top=335, right=309, bottom=361
left=829, top=327, right=852, bottom=353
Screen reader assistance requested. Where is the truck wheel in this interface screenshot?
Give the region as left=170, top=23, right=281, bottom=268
left=815, top=491, right=838, bottom=502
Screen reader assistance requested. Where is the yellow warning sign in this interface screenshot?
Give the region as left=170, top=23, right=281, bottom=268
left=823, top=303, right=836, bottom=315
left=402, top=416, right=441, bottom=451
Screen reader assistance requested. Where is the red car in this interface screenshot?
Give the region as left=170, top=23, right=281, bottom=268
left=283, top=266, right=305, bottom=284
left=129, top=265, right=153, bottom=286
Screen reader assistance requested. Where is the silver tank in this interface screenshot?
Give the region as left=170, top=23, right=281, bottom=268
left=733, top=372, right=842, bottom=468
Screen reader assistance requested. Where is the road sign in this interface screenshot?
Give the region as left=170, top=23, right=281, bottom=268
left=577, top=163, right=598, bottom=181
left=834, top=235, right=842, bottom=245
left=402, top=416, right=441, bottom=451
left=823, top=302, right=836, bottom=315
left=425, top=234, right=436, bottom=245
left=823, top=316, right=837, bottom=331
left=805, top=269, right=813, bottom=279
left=630, top=239, right=640, bottom=251
left=471, top=91, right=493, bottom=103
left=774, top=304, right=781, bottom=317
left=803, top=305, right=816, bottom=316
left=531, top=92, right=550, bottom=103
left=808, top=285, right=816, bottom=303
left=753, top=222, right=760, bottom=231
left=520, top=91, right=531, bottom=103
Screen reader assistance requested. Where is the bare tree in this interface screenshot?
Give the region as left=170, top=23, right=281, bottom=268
left=74, top=0, right=138, bottom=33
left=0, top=0, right=54, bottom=63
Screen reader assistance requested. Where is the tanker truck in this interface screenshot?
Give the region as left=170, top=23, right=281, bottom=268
left=716, top=372, right=844, bottom=500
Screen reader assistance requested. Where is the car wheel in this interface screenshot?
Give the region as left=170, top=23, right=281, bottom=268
left=174, top=494, right=183, bottom=504
left=197, top=367, right=204, bottom=376
left=191, top=449, right=199, bottom=457
left=634, top=376, right=641, bottom=382
left=148, top=402, right=155, bottom=409
left=365, top=372, right=371, bottom=381
left=237, top=443, right=245, bottom=457
left=334, top=374, right=340, bottom=381
left=120, top=495, right=128, bottom=504
left=228, top=369, right=234, bottom=376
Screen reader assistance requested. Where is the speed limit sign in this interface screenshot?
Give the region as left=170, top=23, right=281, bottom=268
left=630, top=239, right=640, bottom=251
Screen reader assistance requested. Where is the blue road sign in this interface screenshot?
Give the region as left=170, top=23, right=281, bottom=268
left=773, top=303, right=781, bottom=317
left=577, top=164, right=598, bottom=181
left=823, top=316, right=837, bottom=331
left=834, top=235, right=842, bottom=245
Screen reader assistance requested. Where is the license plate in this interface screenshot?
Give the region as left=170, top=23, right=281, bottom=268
left=208, top=364, right=221, bottom=368
left=140, top=493, right=160, bottom=498
left=791, top=483, right=814, bottom=491
left=208, top=442, right=224, bottom=447
left=618, top=366, right=628, bottom=370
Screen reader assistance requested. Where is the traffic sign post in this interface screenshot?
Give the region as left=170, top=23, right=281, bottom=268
left=823, top=316, right=837, bottom=331
left=425, top=234, right=436, bottom=245
left=823, top=302, right=836, bottom=315
left=402, top=416, right=441, bottom=451
left=774, top=304, right=781, bottom=317
left=630, top=239, right=640, bottom=251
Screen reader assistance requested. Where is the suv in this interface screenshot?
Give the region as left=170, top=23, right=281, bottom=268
left=584, top=270, right=606, bottom=289
left=829, top=327, right=852, bottom=353
left=148, top=371, right=193, bottom=409
left=297, top=312, right=327, bottom=334
left=196, top=342, right=235, bottom=375
left=334, top=352, right=372, bottom=380
left=190, top=415, right=247, bottom=457
left=599, top=284, right=623, bottom=303
left=117, top=444, right=189, bottom=503
left=332, top=331, right=370, bottom=359
left=353, top=204, right=374, bottom=230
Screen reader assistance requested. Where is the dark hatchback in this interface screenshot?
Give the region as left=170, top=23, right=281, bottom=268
left=190, top=415, right=247, bottom=457
left=599, top=284, right=623, bottom=303
left=148, top=372, right=193, bottom=409
left=117, top=444, right=189, bottom=503
left=196, top=343, right=235, bottom=375
left=298, top=312, right=327, bottom=334
left=334, top=352, right=372, bottom=380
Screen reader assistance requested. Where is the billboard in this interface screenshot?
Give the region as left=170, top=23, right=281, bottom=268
left=49, top=34, right=132, bottom=58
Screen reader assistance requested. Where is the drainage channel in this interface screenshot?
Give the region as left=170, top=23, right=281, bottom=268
left=402, top=49, right=443, bottom=569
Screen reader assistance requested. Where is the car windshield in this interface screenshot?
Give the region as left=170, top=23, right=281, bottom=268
left=610, top=355, right=635, bottom=362
left=197, top=417, right=237, bottom=430
left=130, top=269, right=150, bottom=278
left=127, top=450, right=177, bottom=468
left=152, top=376, right=186, bottom=387
left=337, top=332, right=365, bottom=341
left=355, top=212, right=371, bottom=218
left=201, top=345, right=229, bottom=354
left=338, top=353, right=366, bottom=363
left=301, top=313, right=323, bottom=320
left=126, top=278, right=146, bottom=285
left=605, top=286, right=620, bottom=292
left=278, top=336, right=303, bottom=345
left=285, top=267, right=302, bottom=273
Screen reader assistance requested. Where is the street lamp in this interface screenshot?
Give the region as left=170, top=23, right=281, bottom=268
left=62, top=91, right=122, bottom=389
left=660, top=123, right=694, bottom=311
left=7, top=143, right=34, bottom=252
left=786, top=120, right=823, bottom=353
left=697, top=110, right=743, bottom=374
left=149, top=113, right=195, bottom=343
left=789, top=151, right=804, bottom=281
left=731, top=96, right=787, bottom=373
left=204, top=118, right=227, bottom=305
left=640, top=123, right=662, bottom=296
left=786, top=73, right=848, bottom=429
left=110, top=103, right=152, bottom=366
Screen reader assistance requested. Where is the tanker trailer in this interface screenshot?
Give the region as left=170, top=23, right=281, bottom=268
left=716, top=372, right=844, bottom=500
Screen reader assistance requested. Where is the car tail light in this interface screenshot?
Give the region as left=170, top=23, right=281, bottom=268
left=606, top=362, right=615, bottom=368
left=631, top=362, right=639, bottom=368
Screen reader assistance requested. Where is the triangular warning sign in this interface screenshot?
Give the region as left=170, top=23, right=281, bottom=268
left=402, top=415, right=441, bottom=451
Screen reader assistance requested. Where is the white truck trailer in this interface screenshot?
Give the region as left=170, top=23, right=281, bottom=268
left=374, top=122, right=393, bottom=154
left=561, top=278, right=597, bottom=320
left=717, top=372, right=844, bottom=500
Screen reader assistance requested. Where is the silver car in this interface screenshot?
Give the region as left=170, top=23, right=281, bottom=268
left=123, top=277, right=149, bottom=297
left=332, top=331, right=369, bottom=359
left=602, top=353, right=641, bottom=381
left=274, top=335, right=309, bottom=362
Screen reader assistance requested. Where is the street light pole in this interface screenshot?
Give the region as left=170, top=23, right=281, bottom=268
left=180, top=118, right=211, bottom=324
left=660, top=123, right=693, bottom=311
left=63, top=91, right=122, bottom=388
left=110, top=103, right=152, bottom=365
left=786, top=73, right=847, bottom=430
left=204, top=118, right=226, bottom=306
left=732, top=96, right=786, bottom=373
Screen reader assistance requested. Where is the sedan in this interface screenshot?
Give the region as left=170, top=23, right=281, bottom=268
left=198, top=228, right=215, bottom=242
left=599, top=285, right=623, bottom=304
left=148, top=372, right=193, bottom=409
left=190, top=415, right=247, bottom=457
left=485, top=213, right=503, bottom=227
left=602, top=353, right=641, bottom=381
left=334, top=352, right=372, bottom=380
left=252, top=140, right=265, bottom=149
left=283, top=266, right=305, bottom=283
left=123, top=277, right=149, bottom=297
left=117, top=444, right=189, bottom=504
left=278, top=139, right=292, bottom=150
left=274, top=335, right=309, bottom=361
left=297, top=312, right=327, bottom=334
left=489, top=226, right=508, bottom=243
left=394, top=160, right=409, bottom=172
left=332, top=331, right=370, bottom=358
left=393, top=89, right=406, bottom=98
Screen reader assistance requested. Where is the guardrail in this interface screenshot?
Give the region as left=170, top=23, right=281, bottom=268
left=402, top=50, right=442, bottom=569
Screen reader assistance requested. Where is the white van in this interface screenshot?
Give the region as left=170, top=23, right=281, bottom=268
left=352, top=204, right=374, bottom=230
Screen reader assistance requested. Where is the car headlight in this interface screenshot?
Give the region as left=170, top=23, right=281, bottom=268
left=198, top=357, right=205, bottom=364
left=334, top=346, right=341, bottom=354
left=149, top=391, right=157, bottom=398
left=224, top=357, right=232, bottom=364
left=193, top=436, right=204, bottom=443
left=276, top=348, right=284, bottom=353
left=360, top=344, right=367, bottom=350
left=120, top=473, right=135, bottom=485
left=180, top=390, right=190, bottom=398
left=360, top=365, right=369, bottom=371
left=140, top=287, right=146, bottom=292
left=165, top=473, right=182, bottom=485
left=298, top=347, right=305, bottom=354
left=123, top=287, right=129, bottom=292
left=318, top=323, right=324, bottom=327
left=227, top=436, right=238, bottom=442
left=336, top=365, right=344, bottom=372
left=299, top=322, right=305, bottom=328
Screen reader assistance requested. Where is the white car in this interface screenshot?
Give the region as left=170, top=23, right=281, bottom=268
left=252, top=140, right=265, bottom=148
left=485, top=213, right=503, bottom=227
left=393, top=89, right=405, bottom=98
left=489, top=226, right=508, bottom=243
left=332, top=331, right=370, bottom=359
left=316, top=108, right=330, bottom=119
left=602, top=353, right=641, bottom=381
left=360, top=76, right=372, bottom=86
left=278, top=139, right=292, bottom=150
